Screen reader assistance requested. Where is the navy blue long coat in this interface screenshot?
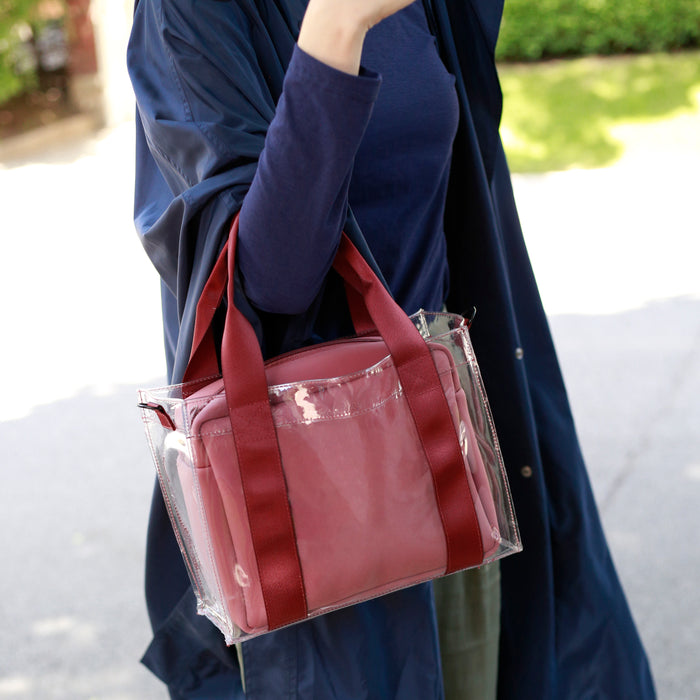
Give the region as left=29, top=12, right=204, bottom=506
left=128, top=0, right=657, bottom=697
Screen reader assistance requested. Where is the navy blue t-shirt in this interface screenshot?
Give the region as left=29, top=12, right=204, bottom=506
left=238, top=0, right=459, bottom=315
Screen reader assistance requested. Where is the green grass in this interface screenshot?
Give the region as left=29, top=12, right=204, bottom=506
left=498, top=51, right=700, bottom=173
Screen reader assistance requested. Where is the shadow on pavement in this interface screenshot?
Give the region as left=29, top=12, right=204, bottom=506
left=550, top=295, right=700, bottom=700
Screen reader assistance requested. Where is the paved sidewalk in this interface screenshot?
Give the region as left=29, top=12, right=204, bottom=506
left=510, top=117, right=700, bottom=700
left=0, top=118, right=698, bottom=698
left=511, top=106, right=700, bottom=522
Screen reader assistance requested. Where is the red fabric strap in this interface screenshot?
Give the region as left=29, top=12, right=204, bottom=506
left=184, top=214, right=483, bottom=629
left=221, top=218, right=308, bottom=629
left=187, top=224, right=308, bottom=629
left=333, top=235, right=483, bottom=573
left=184, top=243, right=229, bottom=386
left=345, top=282, right=376, bottom=335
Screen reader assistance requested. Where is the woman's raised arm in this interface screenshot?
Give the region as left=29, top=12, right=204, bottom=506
left=298, top=0, right=417, bottom=74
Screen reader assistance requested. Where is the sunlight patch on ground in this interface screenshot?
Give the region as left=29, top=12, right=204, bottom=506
left=31, top=616, right=98, bottom=644
left=0, top=677, right=33, bottom=696
left=511, top=105, right=700, bottom=317
left=609, top=90, right=700, bottom=159
left=0, top=122, right=165, bottom=422
left=684, top=465, right=700, bottom=482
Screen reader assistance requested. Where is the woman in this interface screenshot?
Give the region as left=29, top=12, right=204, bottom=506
left=128, top=0, right=656, bottom=697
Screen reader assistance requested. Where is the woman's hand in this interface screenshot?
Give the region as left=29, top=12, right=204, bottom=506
left=297, top=0, right=416, bottom=74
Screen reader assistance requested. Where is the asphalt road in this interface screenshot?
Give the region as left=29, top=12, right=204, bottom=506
left=1, top=118, right=698, bottom=699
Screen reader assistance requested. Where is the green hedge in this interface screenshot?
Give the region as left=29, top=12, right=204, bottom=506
left=497, top=0, right=700, bottom=61
left=0, top=0, right=44, bottom=103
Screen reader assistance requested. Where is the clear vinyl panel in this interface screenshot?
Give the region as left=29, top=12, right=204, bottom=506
left=411, top=310, right=521, bottom=561
left=139, top=378, right=236, bottom=638
left=138, top=311, right=521, bottom=644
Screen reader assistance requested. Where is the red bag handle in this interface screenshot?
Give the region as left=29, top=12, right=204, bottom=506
left=185, top=243, right=375, bottom=382
left=185, top=215, right=483, bottom=630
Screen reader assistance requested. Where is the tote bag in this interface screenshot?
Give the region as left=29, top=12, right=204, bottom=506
left=139, top=215, right=521, bottom=644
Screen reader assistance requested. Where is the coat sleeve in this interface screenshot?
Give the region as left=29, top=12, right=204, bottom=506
left=128, top=0, right=278, bottom=378
left=128, top=0, right=386, bottom=377
left=128, top=0, right=277, bottom=294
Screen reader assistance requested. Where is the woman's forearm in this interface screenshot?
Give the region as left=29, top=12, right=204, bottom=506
left=297, top=0, right=368, bottom=75
left=297, top=0, right=416, bottom=74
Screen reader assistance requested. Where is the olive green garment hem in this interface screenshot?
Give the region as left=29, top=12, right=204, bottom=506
left=433, top=562, right=501, bottom=700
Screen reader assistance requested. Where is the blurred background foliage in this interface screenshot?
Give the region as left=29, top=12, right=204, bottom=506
left=0, top=0, right=65, bottom=104
left=497, top=0, right=700, bottom=61
left=2, top=0, right=700, bottom=175
left=496, top=0, right=700, bottom=172
left=1, top=0, right=41, bottom=103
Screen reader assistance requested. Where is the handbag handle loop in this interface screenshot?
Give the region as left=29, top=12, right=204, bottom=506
left=186, top=215, right=483, bottom=631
